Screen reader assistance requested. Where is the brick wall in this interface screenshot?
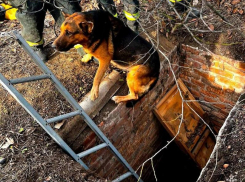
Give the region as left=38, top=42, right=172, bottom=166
left=180, top=45, right=245, bottom=132
left=73, top=48, right=180, bottom=181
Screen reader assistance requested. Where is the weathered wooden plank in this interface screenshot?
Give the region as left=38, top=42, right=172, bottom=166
left=58, top=70, right=124, bottom=145
left=153, top=79, right=206, bottom=154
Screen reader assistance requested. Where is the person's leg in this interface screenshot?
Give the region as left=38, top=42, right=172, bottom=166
left=11, top=0, right=48, bottom=61
left=170, top=0, right=200, bottom=17
left=121, top=0, right=139, bottom=32
left=98, top=0, right=118, bottom=17
left=47, top=0, right=81, bottom=27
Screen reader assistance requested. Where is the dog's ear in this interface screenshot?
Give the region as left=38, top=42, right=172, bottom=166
left=79, top=21, right=94, bottom=34
left=62, top=11, right=71, bottom=18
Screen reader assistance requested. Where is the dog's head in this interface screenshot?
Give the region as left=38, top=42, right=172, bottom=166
left=53, top=12, right=94, bottom=51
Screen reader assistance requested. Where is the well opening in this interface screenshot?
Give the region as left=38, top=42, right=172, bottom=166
left=150, top=44, right=245, bottom=182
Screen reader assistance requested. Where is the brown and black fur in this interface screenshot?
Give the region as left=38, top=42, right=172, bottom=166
left=53, top=10, right=160, bottom=104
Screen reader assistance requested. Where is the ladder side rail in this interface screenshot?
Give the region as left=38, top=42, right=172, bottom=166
left=78, top=112, right=143, bottom=182
left=13, top=31, right=79, bottom=110
left=13, top=31, right=142, bottom=182
left=0, top=73, right=89, bottom=170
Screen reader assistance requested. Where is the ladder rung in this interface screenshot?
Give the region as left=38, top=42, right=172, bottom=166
left=77, top=143, right=108, bottom=158
left=10, top=74, right=50, bottom=84
left=46, top=110, right=81, bottom=124
left=112, top=172, right=133, bottom=182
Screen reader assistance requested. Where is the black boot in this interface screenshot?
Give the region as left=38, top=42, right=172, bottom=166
left=0, top=5, right=5, bottom=21
left=189, top=8, right=200, bottom=18
left=174, top=1, right=200, bottom=18
left=127, top=20, right=139, bottom=33
left=32, top=45, right=48, bottom=62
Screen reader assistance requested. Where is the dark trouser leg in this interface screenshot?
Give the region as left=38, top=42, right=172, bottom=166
left=15, top=0, right=46, bottom=44
left=98, top=0, right=117, bottom=17
left=174, top=0, right=191, bottom=12
left=121, top=0, right=139, bottom=32
left=173, top=0, right=200, bottom=17
left=12, top=0, right=48, bottom=61
left=47, top=0, right=81, bottom=27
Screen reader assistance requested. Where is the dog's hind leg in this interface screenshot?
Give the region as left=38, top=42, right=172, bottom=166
left=112, top=65, right=157, bottom=104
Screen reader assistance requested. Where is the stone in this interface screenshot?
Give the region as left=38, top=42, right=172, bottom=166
left=0, top=157, right=6, bottom=164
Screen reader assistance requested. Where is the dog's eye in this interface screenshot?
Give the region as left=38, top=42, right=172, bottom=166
left=65, top=30, right=72, bottom=36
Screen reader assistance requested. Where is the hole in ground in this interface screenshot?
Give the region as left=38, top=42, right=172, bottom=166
left=150, top=129, right=201, bottom=182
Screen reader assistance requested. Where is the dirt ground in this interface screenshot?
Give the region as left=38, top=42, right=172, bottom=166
left=0, top=0, right=245, bottom=181
left=198, top=95, right=245, bottom=182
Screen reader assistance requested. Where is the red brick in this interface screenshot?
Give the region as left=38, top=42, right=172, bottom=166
left=234, top=61, right=245, bottom=71
left=200, top=90, right=217, bottom=98
left=219, top=108, right=230, bottom=116
left=224, top=62, right=245, bottom=76
left=82, top=132, right=96, bottom=149
left=219, top=97, right=236, bottom=105
left=206, top=86, right=223, bottom=95
left=201, top=64, right=209, bottom=71
left=182, top=45, right=200, bottom=55
left=185, top=52, right=193, bottom=59
left=190, top=78, right=206, bottom=88
left=181, top=44, right=188, bottom=51
left=183, top=63, right=191, bottom=69
left=210, top=67, right=234, bottom=79
left=211, top=119, right=224, bottom=128
left=184, top=81, right=202, bottom=91
left=186, top=58, right=202, bottom=69
left=200, top=104, right=212, bottom=112
left=181, top=68, right=193, bottom=76
left=191, top=55, right=208, bottom=64
left=194, top=69, right=215, bottom=82
left=202, top=102, right=222, bottom=112
left=202, top=78, right=222, bottom=89
left=203, top=96, right=218, bottom=103
left=221, top=85, right=237, bottom=93
left=207, top=86, right=236, bottom=101
left=216, top=76, right=243, bottom=91
left=213, top=126, right=221, bottom=134
left=210, top=111, right=227, bottom=120
left=213, top=103, right=227, bottom=110
left=84, top=136, right=97, bottom=150
left=190, top=89, right=201, bottom=98
left=190, top=72, right=201, bottom=81
left=180, top=73, right=188, bottom=79
left=234, top=75, right=245, bottom=83
left=212, top=55, right=236, bottom=66
left=211, top=61, right=222, bottom=69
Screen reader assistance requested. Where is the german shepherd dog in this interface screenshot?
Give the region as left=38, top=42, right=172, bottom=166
left=53, top=10, right=160, bottom=104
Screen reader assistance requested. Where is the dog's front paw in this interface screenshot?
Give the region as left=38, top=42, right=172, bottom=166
left=82, top=54, right=93, bottom=63
left=90, top=87, right=99, bottom=101
left=111, top=96, right=121, bottom=104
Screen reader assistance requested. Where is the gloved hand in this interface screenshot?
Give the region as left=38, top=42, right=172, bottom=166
left=74, top=44, right=86, bottom=57
left=74, top=44, right=99, bottom=64
left=0, top=3, right=17, bottom=20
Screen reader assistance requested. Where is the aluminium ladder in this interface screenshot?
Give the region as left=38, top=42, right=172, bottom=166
left=0, top=31, right=143, bottom=182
